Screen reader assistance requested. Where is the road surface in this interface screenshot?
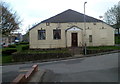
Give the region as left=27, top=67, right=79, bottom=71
left=2, top=52, right=119, bottom=82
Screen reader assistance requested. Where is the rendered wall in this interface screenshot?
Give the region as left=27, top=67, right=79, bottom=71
left=29, top=22, right=115, bottom=49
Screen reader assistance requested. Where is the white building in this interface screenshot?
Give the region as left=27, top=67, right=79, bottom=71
left=29, top=9, right=115, bottom=49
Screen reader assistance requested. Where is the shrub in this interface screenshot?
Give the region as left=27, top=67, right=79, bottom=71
left=21, top=45, right=29, bottom=51
left=2, top=48, right=17, bottom=55
left=8, top=44, right=16, bottom=48
left=86, top=49, right=113, bottom=54
left=115, top=35, right=120, bottom=44
left=19, top=42, right=29, bottom=45
left=12, top=52, right=72, bottom=62
left=2, top=55, right=12, bottom=63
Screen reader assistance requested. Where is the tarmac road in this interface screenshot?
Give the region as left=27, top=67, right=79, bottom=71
left=41, top=53, right=119, bottom=82
left=2, top=52, right=119, bottom=83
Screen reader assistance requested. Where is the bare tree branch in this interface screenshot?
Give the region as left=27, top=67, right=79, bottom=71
left=104, top=3, right=120, bottom=26
left=0, top=2, right=21, bottom=36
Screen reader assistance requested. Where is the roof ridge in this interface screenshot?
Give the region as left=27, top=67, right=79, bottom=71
left=41, top=9, right=102, bottom=23
left=30, top=9, right=103, bottom=30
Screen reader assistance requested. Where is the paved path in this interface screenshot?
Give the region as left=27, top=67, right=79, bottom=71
left=2, top=53, right=119, bottom=82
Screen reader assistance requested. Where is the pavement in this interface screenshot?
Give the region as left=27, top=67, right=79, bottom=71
left=27, top=69, right=47, bottom=83
left=1, top=52, right=119, bottom=83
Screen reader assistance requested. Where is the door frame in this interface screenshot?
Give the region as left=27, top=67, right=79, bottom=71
left=71, top=33, right=78, bottom=47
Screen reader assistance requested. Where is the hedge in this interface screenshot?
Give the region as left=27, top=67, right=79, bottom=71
left=21, top=45, right=29, bottom=50
left=86, top=49, right=114, bottom=54
left=8, top=44, right=16, bottom=48
left=12, top=52, right=72, bottom=62
left=16, top=45, right=29, bottom=52
left=19, top=42, right=29, bottom=44
left=2, top=48, right=17, bottom=55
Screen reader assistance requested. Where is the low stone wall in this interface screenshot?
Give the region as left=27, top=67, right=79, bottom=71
left=12, top=52, right=72, bottom=62
left=11, top=65, right=38, bottom=84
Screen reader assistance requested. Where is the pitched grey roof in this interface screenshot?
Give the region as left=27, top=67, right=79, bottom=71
left=30, top=9, right=103, bottom=30
left=41, top=9, right=102, bottom=23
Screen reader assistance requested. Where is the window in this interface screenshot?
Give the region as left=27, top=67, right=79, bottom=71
left=38, top=30, right=46, bottom=40
left=89, top=35, right=92, bottom=42
left=102, top=27, right=104, bottom=29
left=87, top=27, right=91, bottom=30
left=53, top=29, right=61, bottom=39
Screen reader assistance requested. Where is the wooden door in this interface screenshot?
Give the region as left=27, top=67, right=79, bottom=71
left=71, top=33, right=78, bottom=47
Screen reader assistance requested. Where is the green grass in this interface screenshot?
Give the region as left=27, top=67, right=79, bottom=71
left=2, top=38, right=120, bottom=63
left=16, top=45, right=23, bottom=52
left=2, top=47, right=16, bottom=51
left=2, top=55, right=12, bottom=63
left=2, top=43, right=29, bottom=63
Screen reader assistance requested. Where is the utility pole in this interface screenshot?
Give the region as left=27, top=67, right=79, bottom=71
left=84, top=2, right=87, bottom=55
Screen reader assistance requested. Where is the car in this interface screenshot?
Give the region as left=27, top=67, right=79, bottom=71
left=15, top=39, right=19, bottom=43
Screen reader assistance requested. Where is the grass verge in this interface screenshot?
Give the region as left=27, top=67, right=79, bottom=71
left=2, top=55, right=12, bottom=63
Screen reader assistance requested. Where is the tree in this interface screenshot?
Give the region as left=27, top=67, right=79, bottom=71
left=0, top=2, right=21, bottom=35
left=104, top=2, right=120, bottom=34
left=104, top=2, right=120, bottom=25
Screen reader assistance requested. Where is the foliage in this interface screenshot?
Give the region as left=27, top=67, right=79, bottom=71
left=2, top=43, right=30, bottom=63
left=16, top=44, right=29, bottom=52
left=22, top=32, right=29, bottom=42
left=0, top=2, right=21, bottom=35
left=12, top=48, right=71, bottom=62
left=104, top=3, right=120, bottom=26
left=22, top=48, right=68, bottom=54
left=2, top=55, right=12, bottom=63
left=87, top=46, right=120, bottom=50
left=19, top=42, right=29, bottom=44
left=12, top=52, right=71, bottom=62
left=2, top=43, right=29, bottom=55
left=2, top=48, right=17, bottom=55
left=8, top=44, right=16, bottom=48
left=87, top=46, right=120, bottom=54
left=115, top=35, right=120, bottom=44
left=21, top=45, right=29, bottom=50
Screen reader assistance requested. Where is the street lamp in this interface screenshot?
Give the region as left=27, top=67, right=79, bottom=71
left=84, top=2, right=87, bottom=55
left=99, top=16, right=104, bottom=29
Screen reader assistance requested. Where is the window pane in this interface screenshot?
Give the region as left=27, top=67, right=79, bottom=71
left=89, top=35, right=92, bottom=42
left=53, top=29, right=61, bottom=39
left=38, top=30, right=46, bottom=40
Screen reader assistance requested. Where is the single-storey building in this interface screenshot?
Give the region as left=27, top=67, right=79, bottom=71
left=29, top=9, right=115, bottom=49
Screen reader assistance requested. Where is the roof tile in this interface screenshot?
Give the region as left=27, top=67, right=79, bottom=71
left=41, top=9, right=102, bottom=23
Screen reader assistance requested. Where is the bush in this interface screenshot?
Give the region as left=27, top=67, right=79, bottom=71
left=21, top=45, right=29, bottom=51
left=86, top=49, right=113, bottom=54
left=115, top=35, right=120, bottom=44
left=12, top=52, right=72, bottom=62
left=19, top=42, right=29, bottom=44
left=2, top=55, right=12, bottom=63
left=8, top=44, right=16, bottom=48
left=2, top=48, right=17, bottom=55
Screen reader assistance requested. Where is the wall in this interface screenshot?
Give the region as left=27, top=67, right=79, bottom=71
left=29, top=22, right=115, bottom=49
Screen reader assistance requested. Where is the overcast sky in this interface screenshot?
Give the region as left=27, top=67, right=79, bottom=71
left=4, top=0, right=120, bottom=34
